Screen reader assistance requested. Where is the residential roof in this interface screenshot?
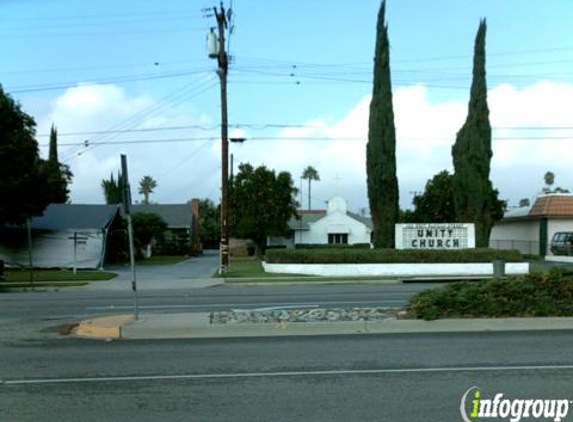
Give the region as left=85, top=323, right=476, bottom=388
left=287, top=210, right=373, bottom=230
left=31, top=204, right=120, bottom=231
left=131, top=204, right=193, bottom=228
left=529, top=194, right=573, bottom=217
left=288, top=210, right=326, bottom=230
left=348, top=211, right=373, bottom=229
left=503, top=206, right=532, bottom=220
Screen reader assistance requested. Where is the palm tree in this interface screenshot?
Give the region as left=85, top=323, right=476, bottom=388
left=301, top=166, right=320, bottom=211
left=138, top=175, right=157, bottom=205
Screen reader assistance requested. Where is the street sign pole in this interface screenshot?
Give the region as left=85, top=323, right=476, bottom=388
left=121, top=154, right=139, bottom=321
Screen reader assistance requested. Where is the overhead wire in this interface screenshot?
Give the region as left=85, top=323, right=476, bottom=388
left=38, top=123, right=573, bottom=140
left=59, top=75, right=218, bottom=162
left=46, top=134, right=573, bottom=149
left=8, top=68, right=212, bottom=94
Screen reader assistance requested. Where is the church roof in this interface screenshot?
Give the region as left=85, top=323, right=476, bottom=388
left=288, top=210, right=326, bottom=230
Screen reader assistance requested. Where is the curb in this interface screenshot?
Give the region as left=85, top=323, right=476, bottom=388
left=223, top=279, right=402, bottom=286
left=74, top=314, right=573, bottom=341
left=75, top=315, right=134, bottom=340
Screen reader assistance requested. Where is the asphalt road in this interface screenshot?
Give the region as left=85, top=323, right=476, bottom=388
left=106, top=249, right=220, bottom=281
left=3, top=330, right=573, bottom=421
left=0, top=282, right=441, bottom=320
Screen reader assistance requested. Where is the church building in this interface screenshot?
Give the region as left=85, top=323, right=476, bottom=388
left=268, top=196, right=373, bottom=248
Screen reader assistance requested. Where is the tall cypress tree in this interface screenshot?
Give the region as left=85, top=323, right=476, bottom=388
left=41, top=124, right=72, bottom=203
left=49, top=124, right=58, bottom=162
left=452, top=20, right=497, bottom=246
left=366, top=0, right=399, bottom=248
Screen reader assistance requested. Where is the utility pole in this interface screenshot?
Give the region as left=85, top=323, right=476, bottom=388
left=208, top=3, right=230, bottom=274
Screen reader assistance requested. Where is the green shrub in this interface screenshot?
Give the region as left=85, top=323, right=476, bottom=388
left=408, top=269, right=573, bottom=320
left=265, top=248, right=523, bottom=264
left=294, top=243, right=371, bottom=250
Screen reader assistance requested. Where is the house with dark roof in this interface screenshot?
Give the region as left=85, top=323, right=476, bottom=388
left=489, top=194, right=573, bottom=256
left=130, top=200, right=201, bottom=255
left=0, top=204, right=121, bottom=269
left=267, top=196, right=373, bottom=247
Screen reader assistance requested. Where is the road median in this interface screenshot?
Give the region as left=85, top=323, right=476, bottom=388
left=73, top=312, right=573, bottom=341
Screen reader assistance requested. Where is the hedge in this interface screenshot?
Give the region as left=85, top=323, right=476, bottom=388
left=264, top=248, right=523, bottom=264
left=294, top=243, right=371, bottom=250
left=408, top=269, right=573, bottom=320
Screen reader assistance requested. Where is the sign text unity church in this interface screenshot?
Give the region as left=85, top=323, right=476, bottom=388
left=395, top=223, right=475, bottom=250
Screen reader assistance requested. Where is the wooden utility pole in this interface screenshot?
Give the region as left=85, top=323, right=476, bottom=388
left=211, top=3, right=230, bottom=274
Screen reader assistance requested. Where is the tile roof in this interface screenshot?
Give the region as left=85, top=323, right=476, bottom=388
left=529, top=195, right=573, bottom=217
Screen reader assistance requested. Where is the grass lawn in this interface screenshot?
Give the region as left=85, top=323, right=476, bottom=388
left=137, top=255, right=189, bottom=266
left=0, top=282, right=88, bottom=290
left=4, top=269, right=117, bottom=282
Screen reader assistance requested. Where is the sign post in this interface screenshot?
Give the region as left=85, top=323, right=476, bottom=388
left=121, top=154, right=139, bottom=321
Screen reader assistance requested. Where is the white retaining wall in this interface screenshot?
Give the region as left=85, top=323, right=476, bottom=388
left=545, top=256, right=573, bottom=264
left=262, top=262, right=530, bottom=277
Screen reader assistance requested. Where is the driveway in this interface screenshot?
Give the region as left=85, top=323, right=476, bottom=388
left=83, top=250, right=222, bottom=291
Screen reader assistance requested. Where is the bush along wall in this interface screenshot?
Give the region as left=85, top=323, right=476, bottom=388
left=264, top=248, right=523, bottom=264
left=408, top=269, right=573, bottom=320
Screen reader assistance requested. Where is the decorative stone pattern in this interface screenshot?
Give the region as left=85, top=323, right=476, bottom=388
left=210, top=307, right=397, bottom=324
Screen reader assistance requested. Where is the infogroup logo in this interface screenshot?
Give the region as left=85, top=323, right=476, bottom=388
left=460, top=387, right=570, bottom=422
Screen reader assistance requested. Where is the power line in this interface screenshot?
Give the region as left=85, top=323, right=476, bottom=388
left=8, top=68, right=212, bottom=94
left=43, top=134, right=573, bottom=148
left=0, top=9, right=204, bottom=23
left=60, top=76, right=218, bottom=162
left=37, top=124, right=220, bottom=138
left=0, top=26, right=208, bottom=41
left=39, top=124, right=573, bottom=139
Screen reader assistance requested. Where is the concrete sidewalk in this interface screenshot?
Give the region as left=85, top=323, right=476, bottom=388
left=74, top=313, right=573, bottom=340
left=79, top=277, right=224, bottom=291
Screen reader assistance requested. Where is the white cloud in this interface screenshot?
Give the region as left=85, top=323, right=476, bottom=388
left=37, top=84, right=221, bottom=205
left=235, top=81, right=573, bottom=211
left=34, top=81, right=573, bottom=211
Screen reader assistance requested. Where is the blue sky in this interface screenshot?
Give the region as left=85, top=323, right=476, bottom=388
left=2, top=0, right=573, bottom=211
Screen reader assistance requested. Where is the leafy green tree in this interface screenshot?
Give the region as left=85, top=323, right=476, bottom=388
left=198, top=198, right=220, bottom=249
left=366, top=0, right=399, bottom=248
left=229, top=163, right=298, bottom=253
left=101, top=172, right=123, bottom=205
left=131, top=212, right=168, bottom=257
left=138, top=175, right=157, bottom=205
left=411, top=171, right=456, bottom=223
left=451, top=20, right=501, bottom=246
left=301, top=166, right=320, bottom=211
left=40, top=124, right=73, bottom=203
left=0, top=85, right=50, bottom=226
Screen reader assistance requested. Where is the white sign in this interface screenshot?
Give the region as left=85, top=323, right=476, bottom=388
left=395, top=223, right=475, bottom=249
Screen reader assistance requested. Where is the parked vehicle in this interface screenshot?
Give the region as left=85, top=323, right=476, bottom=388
left=550, top=232, right=573, bottom=256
